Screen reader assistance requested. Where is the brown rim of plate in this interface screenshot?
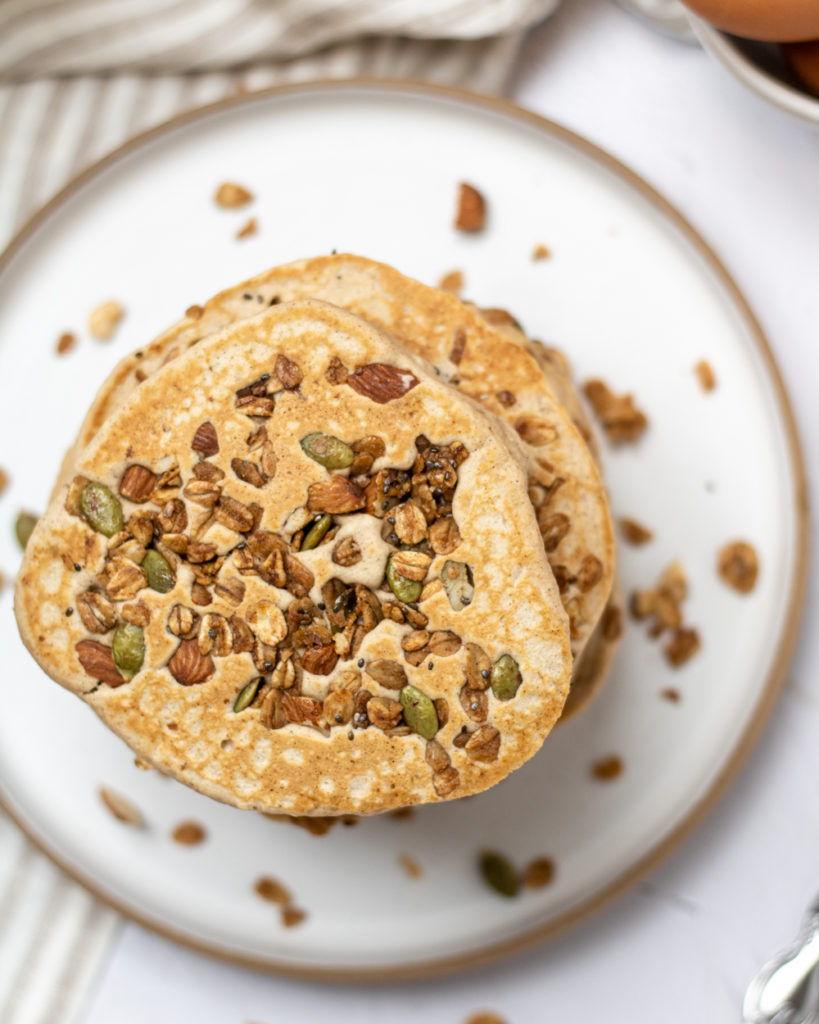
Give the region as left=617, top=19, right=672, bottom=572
left=0, top=77, right=809, bottom=983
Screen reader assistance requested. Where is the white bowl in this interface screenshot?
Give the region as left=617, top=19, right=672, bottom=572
left=694, top=19, right=819, bottom=128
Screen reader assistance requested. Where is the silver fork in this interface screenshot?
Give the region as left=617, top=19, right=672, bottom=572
left=744, top=893, right=819, bottom=1024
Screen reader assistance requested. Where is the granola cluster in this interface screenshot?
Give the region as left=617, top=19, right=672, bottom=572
left=630, top=562, right=700, bottom=667
left=67, top=356, right=527, bottom=798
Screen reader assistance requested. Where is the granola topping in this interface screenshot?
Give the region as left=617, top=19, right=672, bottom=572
left=64, top=369, right=529, bottom=781
left=717, top=540, right=758, bottom=594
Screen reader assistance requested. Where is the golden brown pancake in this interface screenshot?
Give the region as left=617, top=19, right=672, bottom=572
left=16, top=299, right=572, bottom=816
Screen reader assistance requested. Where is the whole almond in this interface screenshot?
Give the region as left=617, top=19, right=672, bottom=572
left=119, top=465, right=157, bottom=503
left=282, top=693, right=323, bottom=725
left=75, top=640, right=127, bottom=686
left=168, top=639, right=215, bottom=685
left=191, top=421, right=219, bottom=457
left=307, top=476, right=365, bottom=514
left=347, top=363, right=419, bottom=404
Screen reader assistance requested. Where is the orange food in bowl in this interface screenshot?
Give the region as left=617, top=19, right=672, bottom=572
left=782, top=39, right=819, bottom=97
left=682, top=0, right=819, bottom=42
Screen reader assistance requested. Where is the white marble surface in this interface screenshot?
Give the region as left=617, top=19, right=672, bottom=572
left=80, top=1, right=819, bottom=1021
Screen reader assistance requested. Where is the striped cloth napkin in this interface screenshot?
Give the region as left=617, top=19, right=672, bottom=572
left=0, top=2, right=559, bottom=1022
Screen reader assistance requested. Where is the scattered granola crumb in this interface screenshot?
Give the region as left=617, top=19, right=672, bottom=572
left=254, top=876, right=291, bottom=905
left=88, top=300, right=124, bottom=341
left=0, top=467, right=8, bottom=497
left=438, top=269, right=464, bottom=294
left=281, top=906, right=306, bottom=928
left=185, top=304, right=204, bottom=320
left=694, top=359, right=716, bottom=392
left=619, top=517, right=653, bottom=545
left=632, top=562, right=701, bottom=667
left=454, top=182, right=486, bottom=232
left=399, top=853, right=422, bottom=879
left=479, top=851, right=519, bottom=897
left=56, top=331, right=76, bottom=355
left=236, top=216, right=258, bottom=240
left=171, top=820, right=207, bottom=845
left=133, top=757, right=152, bottom=771
left=660, top=687, right=681, bottom=703
left=717, top=540, right=758, bottom=594
left=523, top=856, right=555, bottom=889
left=390, top=807, right=414, bottom=820
left=98, top=786, right=144, bottom=827
left=630, top=561, right=687, bottom=636
left=214, top=181, right=253, bottom=208
left=464, top=1012, right=507, bottom=1024
left=532, top=243, right=551, bottom=260
left=665, top=626, right=701, bottom=667
left=584, top=379, right=648, bottom=443
left=592, top=755, right=623, bottom=781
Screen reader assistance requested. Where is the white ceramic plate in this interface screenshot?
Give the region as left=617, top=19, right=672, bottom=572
left=0, top=81, right=806, bottom=978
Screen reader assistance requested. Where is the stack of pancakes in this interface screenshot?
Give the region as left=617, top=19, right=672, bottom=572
left=15, top=255, right=620, bottom=817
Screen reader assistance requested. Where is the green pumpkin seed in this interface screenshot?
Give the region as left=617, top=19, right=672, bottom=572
left=399, top=684, right=438, bottom=739
left=301, top=513, right=333, bottom=551
left=233, top=677, right=262, bottom=713
left=79, top=482, right=123, bottom=537
left=386, top=556, right=423, bottom=604
left=14, top=510, right=38, bottom=550
left=479, top=851, right=519, bottom=898
left=300, top=433, right=354, bottom=470
left=141, top=549, right=175, bottom=593
left=112, top=623, right=145, bottom=680
left=490, top=655, right=522, bottom=701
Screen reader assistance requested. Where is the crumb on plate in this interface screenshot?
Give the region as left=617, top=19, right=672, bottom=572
left=88, top=300, right=124, bottom=341
left=454, top=182, right=486, bottom=232
left=214, top=181, right=253, bottom=208
left=717, top=540, right=758, bottom=594
left=619, top=517, right=653, bottom=545
left=583, top=379, right=648, bottom=443
left=171, top=820, right=207, bottom=845
left=694, top=359, right=716, bottom=392
left=438, top=268, right=464, bottom=293
left=591, top=754, right=623, bottom=781
left=56, top=331, right=76, bottom=355
left=236, top=216, right=258, bottom=240
left=99, top=785, right=144, bottom=827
